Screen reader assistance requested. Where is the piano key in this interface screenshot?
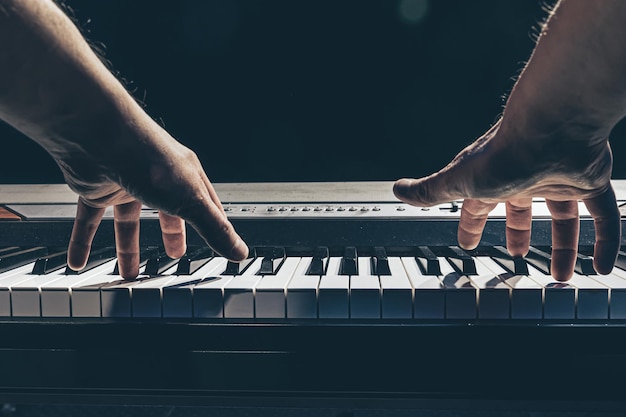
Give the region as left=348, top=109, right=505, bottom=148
left=9, top=273, right=68, bottom=317
left=379, top=257, right=412, bottom=319
left=39, top=259, right=119, bottom=317
left=223, top=258, right=263, bottom=318
left=306, top=246, right=329, bottom=276
left=371, top=247, right=391, bottom=276
left=446, top=246, right=477, bottom=275
left=574, top=253, right=597, bottom=275
left=223, top=248, right=257, bottom=275
left=254, top=257, right=301, bottom=318
left=256, top=246, right=286, bottom=275
left=587, top=272, right=626, bottom=319
left=193, top=260, right=234, bottom=318
left=614, top=250, right=626, bottom=271
left=287, top=256, right=319, bottom=319
left=112, top=246, right=159, bottom=275
left=32, top=250, right=67, bottom=274
left=162, top=257, right=228, bottom=318
left=349, top=257, right=380, bottom=319
left=132, top=270, right=183, bottom=318
left=144, top=252, right=179, bottom=276
left=0, top=246, right=47, bottom=273
left=481, top=256, right=543, bottom=320
left=319, top=257, right=349, bottom=318
left=339, top=246, right=358, bottom=276
left=64, top=247, right=116, bottom=275
left=415, top=246, right=441, bottom=276
left=525, top=246, right=551, bottom=274
left=175, top=247, right=214, bottom=275
left=470, top=257, right=511, bottom=319
left=489, top=246, right=529, bottom=276
left=526, top=264, right=575, bottom=319
left=401, top=256, right=444, bottom=319
left=439, top=257, right=477, bottom=319
left=567, top=273, right=609, bottom=319
left=0, top=246, right=20, bottom=257
left=0, top=263, right=37, bottom=317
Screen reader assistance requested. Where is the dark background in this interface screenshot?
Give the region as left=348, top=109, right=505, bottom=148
left=2, top=0, right=626, bottom=184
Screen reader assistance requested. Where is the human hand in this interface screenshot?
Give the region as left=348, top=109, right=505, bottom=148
left=60, top=120, right=248, bottom=279
left=393, top=120, right=621, bottom=281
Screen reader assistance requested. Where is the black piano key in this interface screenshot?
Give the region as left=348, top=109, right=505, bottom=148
left=416, top=246, right=441, bottom=275
left=306, top=246, right=329, bottom=275
left=489, top=246, right=529, bottom=276
left=0, top=246, right=21, bottom=257
left=446, top=246, right=477, bottom=275
left=0, top=246, right=48, bottom=273
left=256, top=246, right=286, bottom=275
left=175, top=247, right=214, bottom=275
left=371, top=246, right=391, bottom=276
left=615, top=251, right=626, bottom=271
left=575, top=253, right=597, bottom=275
left=526, top=246, right=551, bottom=274
left=112, top=246, right=159, bottom=275
left=223, top=248, right=257, bottom=275
left=144, top=253, right=179, bottom=276
left=339, top=246, right=358, bottom=275
left=65, top=247, right=116, bottom=275
left=32, top=250, right=68, bottom=274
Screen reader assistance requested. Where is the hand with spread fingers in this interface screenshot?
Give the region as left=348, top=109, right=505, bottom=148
left=0, top=0, right=248, bottom=279
left=395, top=0, right=626, bottom=281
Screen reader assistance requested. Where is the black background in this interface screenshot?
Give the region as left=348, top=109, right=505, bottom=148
left=1, top=0, right=625, bottom=184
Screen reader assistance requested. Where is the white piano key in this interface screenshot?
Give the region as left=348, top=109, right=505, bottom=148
left=223, top=258, right=263, bottom=318
left=486, top=258, right=543, bottom=320
left=131, top=272, right=181, bottom=318
left=162, top=257, right=228, bottom=318
left=380, top=257, right=412, bottom=319
left=286, top=257, right=319, bottom=319
left=10, top=274, right=66, bottom=317
left=471, top=257, right=511, bottom=319
left=589, top=273, right=626, bottom=319
left=193, top=265, right=234, bottom=319
left=568, top=273, right=609, bottom=319
left=349, top=257, right=380, bottom=319
left=526, top=265, right=575, bottom=319
left=0, top=263, right=35, bottom=317
left=318, top=257, right=349, bottom=319
left=39, top=259, right=118, bottom=317
left=101, top=279, right=137, bottom=318
left=401, top=256, right=444, bottom=319
left=439, top=257, right=477, bottom=319
left=255, top=257, right=302, bottom=318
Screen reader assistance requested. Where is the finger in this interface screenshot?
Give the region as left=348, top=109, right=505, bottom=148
left=199, top=168, right=226, bottom=214
left=583, top=185, right=621, bottom=274
left=546, top=199, right=579, bottom=281
left=179, top=197, right=248, bottom=261
left=114, top=200, right=142, bottom=279
left=159, top=211, right=187, bottom=259
left=505, top=197, right=532, bottom=257
left=393, top=172, right=466, bottom=207
left=67, top=198, right=105, bottom=271
left=458, top=199, right=498, bottom=250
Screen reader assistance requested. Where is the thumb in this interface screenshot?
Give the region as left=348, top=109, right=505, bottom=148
left=393, top=170, right=465, bottom=207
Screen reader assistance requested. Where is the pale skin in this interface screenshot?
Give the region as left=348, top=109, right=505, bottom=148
left=0, top=0, right=248, bottom=279
left=394, top=0, right=626, bottom=281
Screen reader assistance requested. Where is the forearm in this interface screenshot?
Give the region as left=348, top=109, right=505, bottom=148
left=502, top=0, right=626, bottom=139
left=0, top=0, right=145, bottom=159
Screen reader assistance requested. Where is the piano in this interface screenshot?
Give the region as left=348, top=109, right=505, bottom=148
left=1, top=181, right=626, bottom=412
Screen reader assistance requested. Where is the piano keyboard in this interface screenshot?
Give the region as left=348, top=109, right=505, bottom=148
left=2, top=244, right=626, bottom=320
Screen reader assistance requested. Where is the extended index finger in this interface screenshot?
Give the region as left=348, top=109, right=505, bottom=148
left=583, top=185, right=621, bottom=275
